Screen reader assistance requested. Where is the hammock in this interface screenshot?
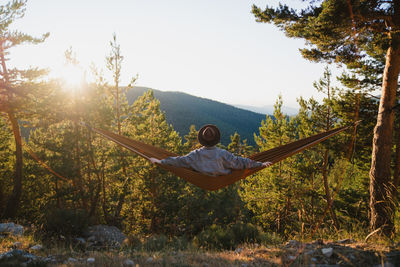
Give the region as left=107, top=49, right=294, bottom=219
left=88, top=125, right=351, bottom=191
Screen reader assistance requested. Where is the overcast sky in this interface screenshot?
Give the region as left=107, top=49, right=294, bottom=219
left=8, top=0, right=342, bottom=108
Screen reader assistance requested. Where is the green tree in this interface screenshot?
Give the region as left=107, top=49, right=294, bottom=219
left=182, top=124, right=201, bottom=153
left=0, top=0, right=49, bottom=218
left=123, top=90, right=183, bottom=234
left=252, top=0, right=400, bottom=235
left=0, top=116, right=13, bottom=213
left=312, top=67, right=340, bottom=229
left=228, top=132, right=254, bottom=157
left=241, top=96, right=299, bottom=234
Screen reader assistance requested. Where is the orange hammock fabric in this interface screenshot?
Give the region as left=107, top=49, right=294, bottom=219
left=89, top=124, right=352, bottom=191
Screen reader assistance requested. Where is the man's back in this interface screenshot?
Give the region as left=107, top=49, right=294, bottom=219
left=150, top=124, right=270, bottom=175
left=161, top=146, right=262, bottom=176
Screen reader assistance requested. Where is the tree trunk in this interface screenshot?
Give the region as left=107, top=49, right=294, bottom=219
left=369, top=43, right=400, bottom=236
left=347, top=93, right=360, bottom=160
left=3, top=111, right=23, bottom=218
left=393, top=117, right=400, bottom=198
left=323, top=149, right=340, bottom=230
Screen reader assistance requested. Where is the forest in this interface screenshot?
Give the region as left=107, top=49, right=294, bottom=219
left=0, top=0, right=400, bottom=266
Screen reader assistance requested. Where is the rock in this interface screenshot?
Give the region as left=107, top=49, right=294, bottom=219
left=0, top=222, right=24, bottom=236
left=123, top=259, right=135, bottom=266
left=146, top=257, right=153, bottom=263
left=87, top=257, right=95, bottom=263
left=235, top=247, right=243, bottom=253
left=0, top=249, right=39, bottom=263
left=30, top=244, right=43, bottom=250
left=285, top=240, right=302, bottom=248
left=288, top=255, right=297, bottom=261
left=304, top=250, right=315, bottom=256
left=1, top=249, right=24, bottom=258
left=12, top=241, right=22, bottom=248
left=74, top=237, right=86, bottom=245
left=68, top=257, right=78, bottom=262
left=373, top=263, right=395, bottom=267
left=348, top=253, right=356, bottom=260
left=84, top=225, right=126, bottom=247
left=44, top=255, right=58, bottom=264
left=312, top=239, right=324, bottom=245
left=337, top=238, right=354, bottom=244
left=321, top=247, right=334, bottom=258
left=311, top=265, right=341, bottom=267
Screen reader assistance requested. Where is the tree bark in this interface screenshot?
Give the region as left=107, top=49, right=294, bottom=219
left=393, top=116, right=400, bottom=198
left=323, top=149, right=340, bottom=230
left=369, top=42, right=400, bottom=236
left=347, top=93, right=360, bottom=161
left=3, top=111, right=23, bottom=218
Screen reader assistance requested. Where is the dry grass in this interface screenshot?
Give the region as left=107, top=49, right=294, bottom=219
left=46, top=247, right=282, bottom=267
left=2, top=232, right=400, bottom=267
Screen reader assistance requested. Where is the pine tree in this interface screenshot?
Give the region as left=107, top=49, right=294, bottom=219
left=123, top=90, right=183, bottom=234
left=0, top=0, right=49, bottom=218
left=0, top=116, right=13, bottom=214
left=252, top=0, right=400, bottom=235
left=228, top=132, right=254, bottom=157
left=312, top=67, right=340, bottom=229
left=182, top=124, right=201, bottom=153
left=241, top=96, right=300, bottom=233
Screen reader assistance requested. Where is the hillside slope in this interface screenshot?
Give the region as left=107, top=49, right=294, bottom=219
left=126, top=87, right=267, bottom=146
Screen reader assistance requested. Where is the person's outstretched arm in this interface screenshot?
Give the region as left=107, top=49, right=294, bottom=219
left=221, top=150, right=272, bottom=170
left=150, top=150, right=197, bottom=168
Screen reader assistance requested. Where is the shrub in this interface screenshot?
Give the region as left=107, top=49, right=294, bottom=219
left=43, top=209, right=88, bottom=237
left=143, top=234, right=168, bottom=251
left=170, top=235, right=191, bottom=251
left=123, top=235, right=142, bottom=249
left=231, top=222, right=262, bottom=244
left=259, top=231, right=282, bottom=246
left=193, top=224, right=234, bottom=250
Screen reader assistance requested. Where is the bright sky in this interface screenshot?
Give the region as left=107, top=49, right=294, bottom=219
left=9, top=0, right=340, bottom=108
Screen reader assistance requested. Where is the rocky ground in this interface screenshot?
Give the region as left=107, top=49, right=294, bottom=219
left=1, top=222, right=400, bottom=266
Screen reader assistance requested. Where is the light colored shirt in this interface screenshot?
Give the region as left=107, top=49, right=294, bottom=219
left=161, top=146, right=263, bottom=176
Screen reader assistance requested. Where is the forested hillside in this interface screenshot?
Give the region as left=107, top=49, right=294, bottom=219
left=126, top=87, right=266, bottom=145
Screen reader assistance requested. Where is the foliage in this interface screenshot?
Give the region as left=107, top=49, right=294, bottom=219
left=252, top=0, right=400, bottom=235
left=142, top=234, right=169, bottom=251
left=0, top=117, right=13, bottom=213
left=122, top=90, right=184, bottom=235
left=43, top=208, right=88, bottom=237
left=193, top=222, right=265, bottom=250
left=193, top=224, right=235, bottom=250
left=0, top=0, right=53, bottom=219
left=241, top=96, right=300, bottom=234
left=2, top=0, right=398, bottom=248
left=230, top=222, right=263, bottom=244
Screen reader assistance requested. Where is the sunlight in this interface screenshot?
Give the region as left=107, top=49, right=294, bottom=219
left=58, top=64, right=85, bottom=91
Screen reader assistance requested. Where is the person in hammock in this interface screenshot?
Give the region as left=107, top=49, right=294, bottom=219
left=149, top=124, right=272, bottom=176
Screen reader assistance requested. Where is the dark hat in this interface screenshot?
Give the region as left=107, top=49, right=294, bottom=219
left=198, top=124, right=220, bottom=147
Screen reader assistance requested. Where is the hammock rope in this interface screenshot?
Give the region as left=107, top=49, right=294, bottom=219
left=86, top=123, right=356, bottom=191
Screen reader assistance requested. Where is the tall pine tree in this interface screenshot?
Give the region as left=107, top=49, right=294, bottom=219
left=252, top=0, right=400, bottom=235
left=0, top=0, right=49, bottom=218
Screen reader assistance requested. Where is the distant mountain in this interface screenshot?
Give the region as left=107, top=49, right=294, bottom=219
left=126, top=87, right=267, bottom=146
left=234, top=104, right=298, bottom=116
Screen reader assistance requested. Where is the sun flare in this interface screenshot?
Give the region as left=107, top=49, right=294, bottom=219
left=58, top=64, right=85, bottom=90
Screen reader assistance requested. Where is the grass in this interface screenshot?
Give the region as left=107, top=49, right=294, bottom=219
left=1, top=230, right=400, bottom=267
